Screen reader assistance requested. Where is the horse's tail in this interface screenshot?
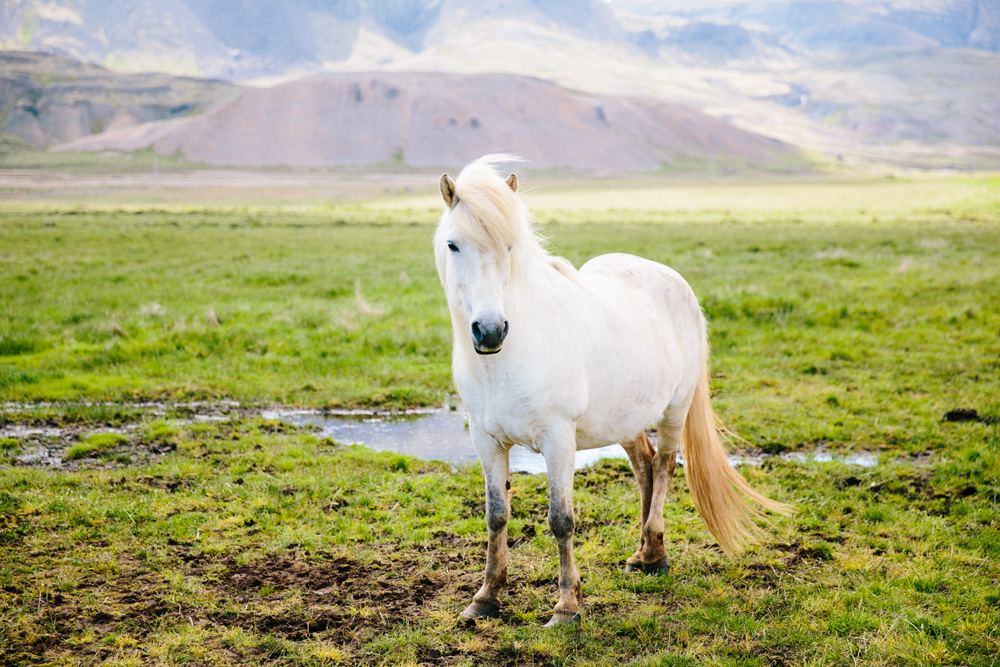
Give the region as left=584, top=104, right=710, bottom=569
left=682, top=352, right=793, bottom=554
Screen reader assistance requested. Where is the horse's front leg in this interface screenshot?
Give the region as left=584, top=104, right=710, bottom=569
left=542, top=425, right=582, bottom=626
left=461, top=424, right=511, bottom=619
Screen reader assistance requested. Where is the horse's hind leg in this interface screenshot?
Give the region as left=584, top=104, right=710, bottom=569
left=629, top=409, right=685, bottom=575
left=622, top=431, right=655, bottom=571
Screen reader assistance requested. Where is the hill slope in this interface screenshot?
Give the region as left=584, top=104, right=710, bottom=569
left=0, top=51, right=238, bottom=149
left=54, top=72, right=801, bottom=171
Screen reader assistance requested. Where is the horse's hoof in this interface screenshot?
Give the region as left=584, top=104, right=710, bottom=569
left=642, top=559, right=670, bottom=576
left=543, top=611, right=581, bottom=627
left=625, top=559, right=670, bottom=576
left=460, top=600, right=500, bottom=620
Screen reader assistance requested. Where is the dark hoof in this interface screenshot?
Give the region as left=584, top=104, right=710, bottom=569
left=460, top=599, right=500, bottom=620
left=625, top=559, right=670, bottom=576
left=543, top=611, right=581, bottom=627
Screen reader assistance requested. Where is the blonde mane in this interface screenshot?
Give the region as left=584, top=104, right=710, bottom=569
left=450, top=156, right=537, bottom=257
left=442, top=155, right=579, bottom=284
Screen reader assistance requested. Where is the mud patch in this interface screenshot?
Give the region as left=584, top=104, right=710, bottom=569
left=774, top=540, right=836, bottom=563
left=4, top=427, right=177, bottom=471
left=7, top=564, right=177, bottom=665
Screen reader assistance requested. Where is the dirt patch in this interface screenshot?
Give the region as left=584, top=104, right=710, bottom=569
left=210, top=551, right=450, bottom=643
left=5, top=565, right=177, bottom=665
left=863, top=469, right=980, bottom=515
left=774, top=541, right=836, bottom=563
left=4, top=430, right=178, bottom=471
left=6, top=549, right=466, bottom=664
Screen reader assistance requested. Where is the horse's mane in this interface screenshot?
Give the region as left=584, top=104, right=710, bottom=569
left=449, top=155, right=577, bottom=281
left=450, top=155, right=538, bottom=258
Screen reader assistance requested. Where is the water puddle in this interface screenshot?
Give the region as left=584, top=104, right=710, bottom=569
left=263, top=408, right=626, bottom=474
left=262, top=408, right=880, bottom=474
left=1, top=402, right=881, bottom=473
left=782, top=450, right=879, bottom=467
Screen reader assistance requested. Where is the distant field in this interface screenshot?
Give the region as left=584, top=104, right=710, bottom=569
left=1, top=171, right=998, bottom=665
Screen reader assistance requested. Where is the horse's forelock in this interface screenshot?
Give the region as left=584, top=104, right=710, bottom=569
left=450, top=156, right=536, bottom=260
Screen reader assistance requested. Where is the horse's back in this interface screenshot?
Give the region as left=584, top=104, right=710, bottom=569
left=579, top=253, right=702, bottom=327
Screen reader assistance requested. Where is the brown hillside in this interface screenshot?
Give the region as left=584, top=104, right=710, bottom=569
left=55, top=72, right=799, bottom=170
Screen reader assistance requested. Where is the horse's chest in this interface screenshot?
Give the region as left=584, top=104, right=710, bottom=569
left=455, top=366, right=560, bottom=450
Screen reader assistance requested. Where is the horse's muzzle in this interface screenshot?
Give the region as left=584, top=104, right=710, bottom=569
left=472, top=318, right=508, bottom=355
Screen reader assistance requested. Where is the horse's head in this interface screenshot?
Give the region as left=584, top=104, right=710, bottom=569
left=434, top=157, right=527, bottom=356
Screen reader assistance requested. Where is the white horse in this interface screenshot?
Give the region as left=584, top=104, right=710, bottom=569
left=434, top=155, right=791, bottom=627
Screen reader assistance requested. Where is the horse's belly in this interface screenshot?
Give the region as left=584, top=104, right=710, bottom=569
left=572, top=253, right=703, bottom=448
left=574, top=361, right=677, bottom=450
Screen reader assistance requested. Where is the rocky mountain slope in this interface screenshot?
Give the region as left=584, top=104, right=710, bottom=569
left=0, top=51, right=237, bottom=149
left=615, top=0, right=1000, bottom=54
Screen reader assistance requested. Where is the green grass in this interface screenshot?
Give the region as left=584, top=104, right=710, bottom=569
left=0, top=419, right=997, bottom=665
left=0, top=145, right=198, bottom=173
left=0, top=203, right=448, bottom=407
left=1, top=173, right=999, bottom=665
left=63, top=432, right=130, bottom=461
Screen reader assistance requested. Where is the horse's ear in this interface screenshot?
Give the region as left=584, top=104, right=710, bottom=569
left=505, top=173, right=518, bottom=193
left=440, top=174, right=457, bottom=208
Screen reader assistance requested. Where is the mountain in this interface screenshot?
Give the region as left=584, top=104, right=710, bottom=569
left=3, top=0, right=999, bottom=169
left=613, top=1, right=1000, bottom=54
left=0, top=0, right=626, bottom=80
left=0, top=50, right=238, bottom=149
left=52, top=71, right=801, bottom=171
left=3, top=0, right=996, bottom=82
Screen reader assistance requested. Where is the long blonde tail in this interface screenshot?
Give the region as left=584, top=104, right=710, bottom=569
left=682, top=356, right=793, bottom=554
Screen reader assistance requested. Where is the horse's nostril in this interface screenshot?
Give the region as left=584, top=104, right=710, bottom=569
left=501, top=320, right=509, bottom=341
left=471, top=321, right=484, bottom=343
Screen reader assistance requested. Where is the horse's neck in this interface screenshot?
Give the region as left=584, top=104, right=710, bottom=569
left=506, top=248, right=580, bottom=320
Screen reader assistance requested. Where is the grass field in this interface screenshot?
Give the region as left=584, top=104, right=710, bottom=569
left=1, top=170, right=999, bottom=665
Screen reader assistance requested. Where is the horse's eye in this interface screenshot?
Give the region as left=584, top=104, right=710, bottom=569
left=447, top=241, right=459, bottom=253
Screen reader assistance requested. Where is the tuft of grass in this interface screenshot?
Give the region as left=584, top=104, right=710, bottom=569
left=63, top=431, right=129, bottom=460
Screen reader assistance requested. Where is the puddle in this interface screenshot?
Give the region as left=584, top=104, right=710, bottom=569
left=2, top=402, right=880, bottom=473
left=781, top=451, right=879, bottom=467
left=263, top=408, right=626, bottom=474
left=262, top=408, right=879, bottom=474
